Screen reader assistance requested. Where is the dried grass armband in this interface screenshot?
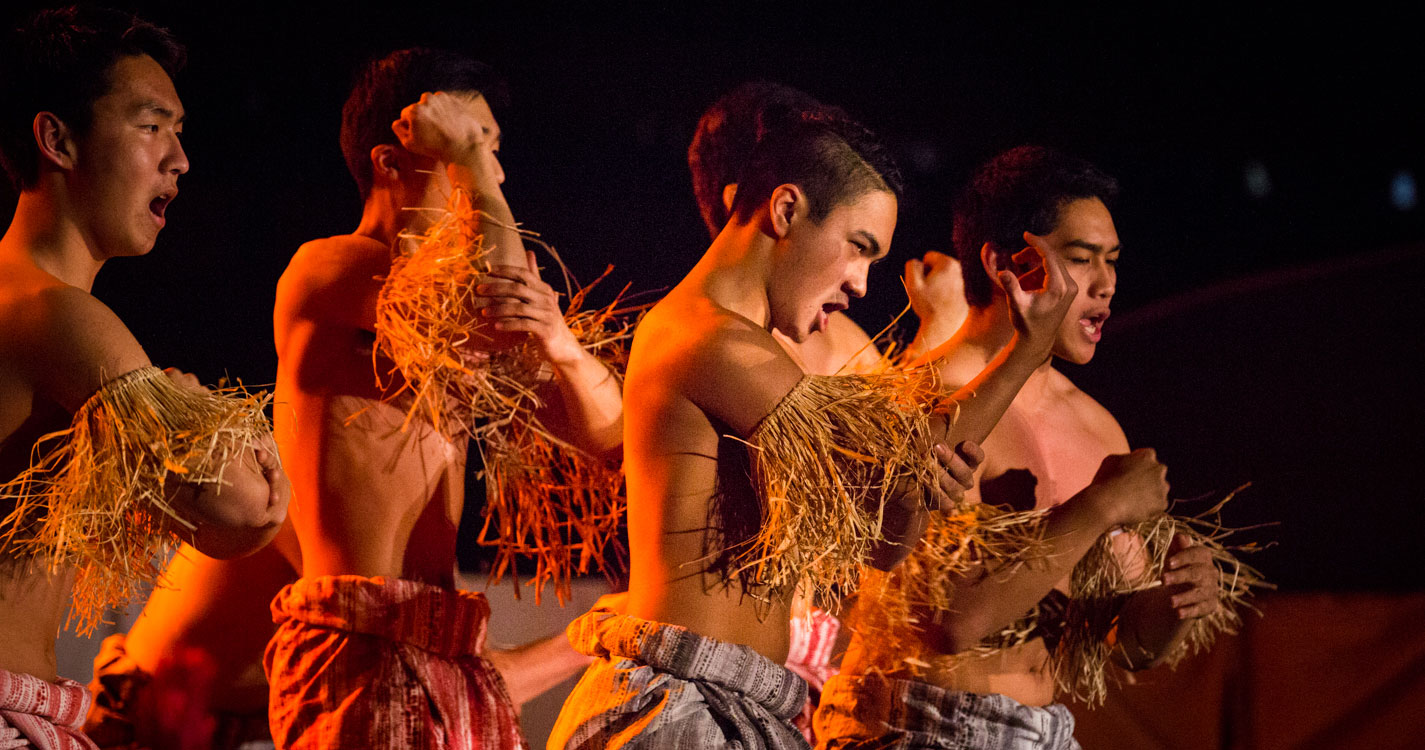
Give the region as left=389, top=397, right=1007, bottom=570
left=736, top=369, right=951, bottom=606
left=0, top=366, right=272, bottom=634
left=372, top=187, right=633, bottom=603
left=1053, top=503, right=1269, bottom=705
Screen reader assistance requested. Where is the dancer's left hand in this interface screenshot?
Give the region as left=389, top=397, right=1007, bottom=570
left=473, top=251, right=585, bottom=367
left=1161, top=534, right=1219, bottom=620
left=925, top=439, right=984, bottom=510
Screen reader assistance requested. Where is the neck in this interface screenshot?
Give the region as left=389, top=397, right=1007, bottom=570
left=686, top=219, right=775, bottom=329
left=352, top=187, right=405, bottom=246
left=0, top=189, right=104, bottom=291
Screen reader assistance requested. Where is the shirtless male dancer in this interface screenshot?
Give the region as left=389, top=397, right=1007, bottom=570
left=552, top=115, right=1075, bottom=748
left=85, top=48, right=596, bottom=750
left=687, top=82, right=976, bottom=741
left=263, top=48, right=623, bottom=749
left=817, top=146, right=1221, bottom=749
left=0, top=7, right=288, bottom=747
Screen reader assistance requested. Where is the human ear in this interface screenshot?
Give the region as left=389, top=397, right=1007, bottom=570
left=33, top=112, right=77, bottom=171
left=370, top=144, right=401, bottom=183
left=979, top=242, right=1007, bottom=289
left=768, top=183, right=801, bottom=238
left=721, top=183, right=738, bottom=213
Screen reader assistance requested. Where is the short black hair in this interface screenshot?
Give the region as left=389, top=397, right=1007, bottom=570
left=0, top=5, right=185, bottom=192
left=340, top=47, right=507, bottom=199
left=728, top=113, right=902, bottom=228
left=688, top=82, right=846, bottom=239
left=953, top=145, right=1119, bottom=308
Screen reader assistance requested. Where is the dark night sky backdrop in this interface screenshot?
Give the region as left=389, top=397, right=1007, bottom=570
left=5, top=3, right=1423, bottom=590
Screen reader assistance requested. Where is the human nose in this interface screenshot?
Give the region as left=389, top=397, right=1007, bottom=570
left=490, top=150, right=505, bottom=185
left=1090, top=259, right=1115, bottom=299
left=845, top=260, right=870, bottom=299
left=165, top=132, right=189, bottom=176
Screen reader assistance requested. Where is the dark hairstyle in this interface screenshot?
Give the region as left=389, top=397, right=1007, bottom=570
left=688, top=82, right=848, bottom=239
left=953, top=145, right=1119, bottom=308
left=0, top=5, right=185, bottom=192
left=727, top=113, right=902, bottom=228
left=340, top=47, right=507, bottom=199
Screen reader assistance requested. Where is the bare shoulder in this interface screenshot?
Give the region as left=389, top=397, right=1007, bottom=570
left=1050, top=368, right=1129, bottom=451
left=279, top=235, right=390, bottom=297
left=275, top=234, right=390, bottom=328
left=0, top=277, right=148, bottom=412
left=822, top=311, right=880, bottom=375
left=632, top=296, right=803, bottom=437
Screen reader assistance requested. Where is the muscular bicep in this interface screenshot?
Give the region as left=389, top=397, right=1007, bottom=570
left=31, top=287, right=152, bottom=412
left=678, top=320, right=806, bottom=438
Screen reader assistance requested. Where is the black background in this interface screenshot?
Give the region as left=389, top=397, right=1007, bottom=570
left=5, top=3, right=1422, bottom=591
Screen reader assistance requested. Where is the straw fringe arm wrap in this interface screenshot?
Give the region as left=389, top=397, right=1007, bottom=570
left=735, top=368, right=1044, bottom=609
left=373, top=187, right=632, bottom=604
left=0, top=366, right=273, bottom=634
left=1051, top=502, right=1268, bottom=705
left=853, top=495, right=1267, bottom=707
left=845, top=502, right=1052, bottom=670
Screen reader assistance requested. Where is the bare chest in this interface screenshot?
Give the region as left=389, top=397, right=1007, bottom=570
left=979, top=402, right=1115, bottom=512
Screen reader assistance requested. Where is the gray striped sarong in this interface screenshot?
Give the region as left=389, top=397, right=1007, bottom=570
left=813, top=672, right=1079, bottom=750
left=550, top=607, right=810, bottom=749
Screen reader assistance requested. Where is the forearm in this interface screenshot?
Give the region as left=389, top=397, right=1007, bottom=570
left=904, top=317, right=960, bottom=365
left=485, top=633, right=594, bottom=707
left=448, top=162, right=527, bottom=268
left=927, top=332, right=1046, bottom=448
left=539, top=350, right=624, bottom=460
left=867, top=500, right=928, bottom=571
left=936, top=493, right=1113, bottom=653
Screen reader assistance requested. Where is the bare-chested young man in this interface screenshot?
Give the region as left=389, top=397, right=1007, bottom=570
left=552, top=116, right=1075, bottom=749
left=261, top=48, right=623, bottom=749
left=0, top=6, right=289, bottom=747
left=817, top=146, right=1221, bottom=749
left=85, top=48, right=601, bottom=750
left=687, top=82, right=975, bottom=742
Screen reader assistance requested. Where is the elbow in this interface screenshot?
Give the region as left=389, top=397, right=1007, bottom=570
left=181, top=466, right=289, bottom=559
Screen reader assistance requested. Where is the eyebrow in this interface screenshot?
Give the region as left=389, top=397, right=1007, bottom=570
left=853, top=230, right=883, bottom=258
left=137, top=101, right=185, bottom=123
left=1065, top=239, right=1121, bottom=253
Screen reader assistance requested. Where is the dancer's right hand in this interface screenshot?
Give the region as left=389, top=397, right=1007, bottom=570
left=1085, top=448, right=1170, bottom=527
left=392, top=91, right=500, bottom=180
left=924, top=440, right=984, bottom=510
left=994, top=232, right=1076, bottom=354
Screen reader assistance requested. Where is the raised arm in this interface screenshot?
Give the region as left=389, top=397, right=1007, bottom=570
left=902, top=250, right=969, bottom=362
left=922, top=236, right=1076, bottom=450
left=392, top=91, right=526, bottom=269
left=472, top=252, right=623, bottom=460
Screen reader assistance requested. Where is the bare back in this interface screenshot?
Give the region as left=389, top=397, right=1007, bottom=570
left=273, top=235, right=465, bottom=586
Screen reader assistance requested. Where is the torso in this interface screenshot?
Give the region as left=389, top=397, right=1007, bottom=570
left=622, top=294, right=796, bottom=662
left=273, top=235, right=465, bottom=586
